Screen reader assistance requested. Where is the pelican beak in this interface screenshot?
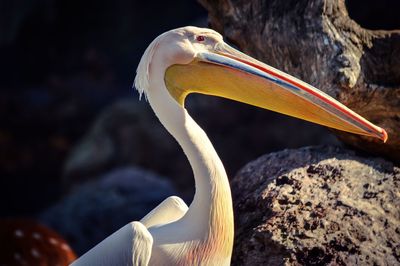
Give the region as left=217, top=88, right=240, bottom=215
left=165, top=43, right=387, bottom=142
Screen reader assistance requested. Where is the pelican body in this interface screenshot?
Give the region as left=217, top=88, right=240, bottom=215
left=71, top=26, right=387, bottom=266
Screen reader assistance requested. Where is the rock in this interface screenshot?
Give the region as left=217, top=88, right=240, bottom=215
left=198, top=0, right=400, bottom=162
left=40, top=167, right=176, bottom=255
left=231, top=146, right=400, bottom=265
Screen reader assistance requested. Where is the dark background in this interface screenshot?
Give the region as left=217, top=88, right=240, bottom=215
left=0, top=0, right=207, bottom=216
left=0, top=0, right=399, bottom=255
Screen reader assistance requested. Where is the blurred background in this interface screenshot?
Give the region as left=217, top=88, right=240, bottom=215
left=0, top=0, right=398, bottom=257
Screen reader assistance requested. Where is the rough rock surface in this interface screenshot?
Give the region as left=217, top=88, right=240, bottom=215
left=199, top=0, right=400, bottom=162
left=231, top=146, right=400, bottom=265
left=40, top=167, right=176, bottom=255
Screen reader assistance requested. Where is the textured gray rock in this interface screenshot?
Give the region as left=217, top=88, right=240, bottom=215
left=199, top=0, right=400, bottom=162
left=40, top=167, right=176, bottom=255
left=231, top=146, right=400, bottom=265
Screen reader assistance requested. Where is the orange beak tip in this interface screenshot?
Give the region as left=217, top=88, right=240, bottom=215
left=381, top=128, right=388, bottom=143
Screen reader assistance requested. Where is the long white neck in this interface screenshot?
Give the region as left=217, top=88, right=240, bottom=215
left=146, top=66, right=234, bottom=253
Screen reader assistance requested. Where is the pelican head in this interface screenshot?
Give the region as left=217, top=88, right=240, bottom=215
left=135, top=26, right=387, bottom=141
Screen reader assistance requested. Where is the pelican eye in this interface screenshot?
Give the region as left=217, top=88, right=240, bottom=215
left=196, top=35, right=205, bottom=42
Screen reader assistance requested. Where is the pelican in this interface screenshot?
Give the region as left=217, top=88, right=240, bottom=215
left=71, top=26, right=387, bottom=266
